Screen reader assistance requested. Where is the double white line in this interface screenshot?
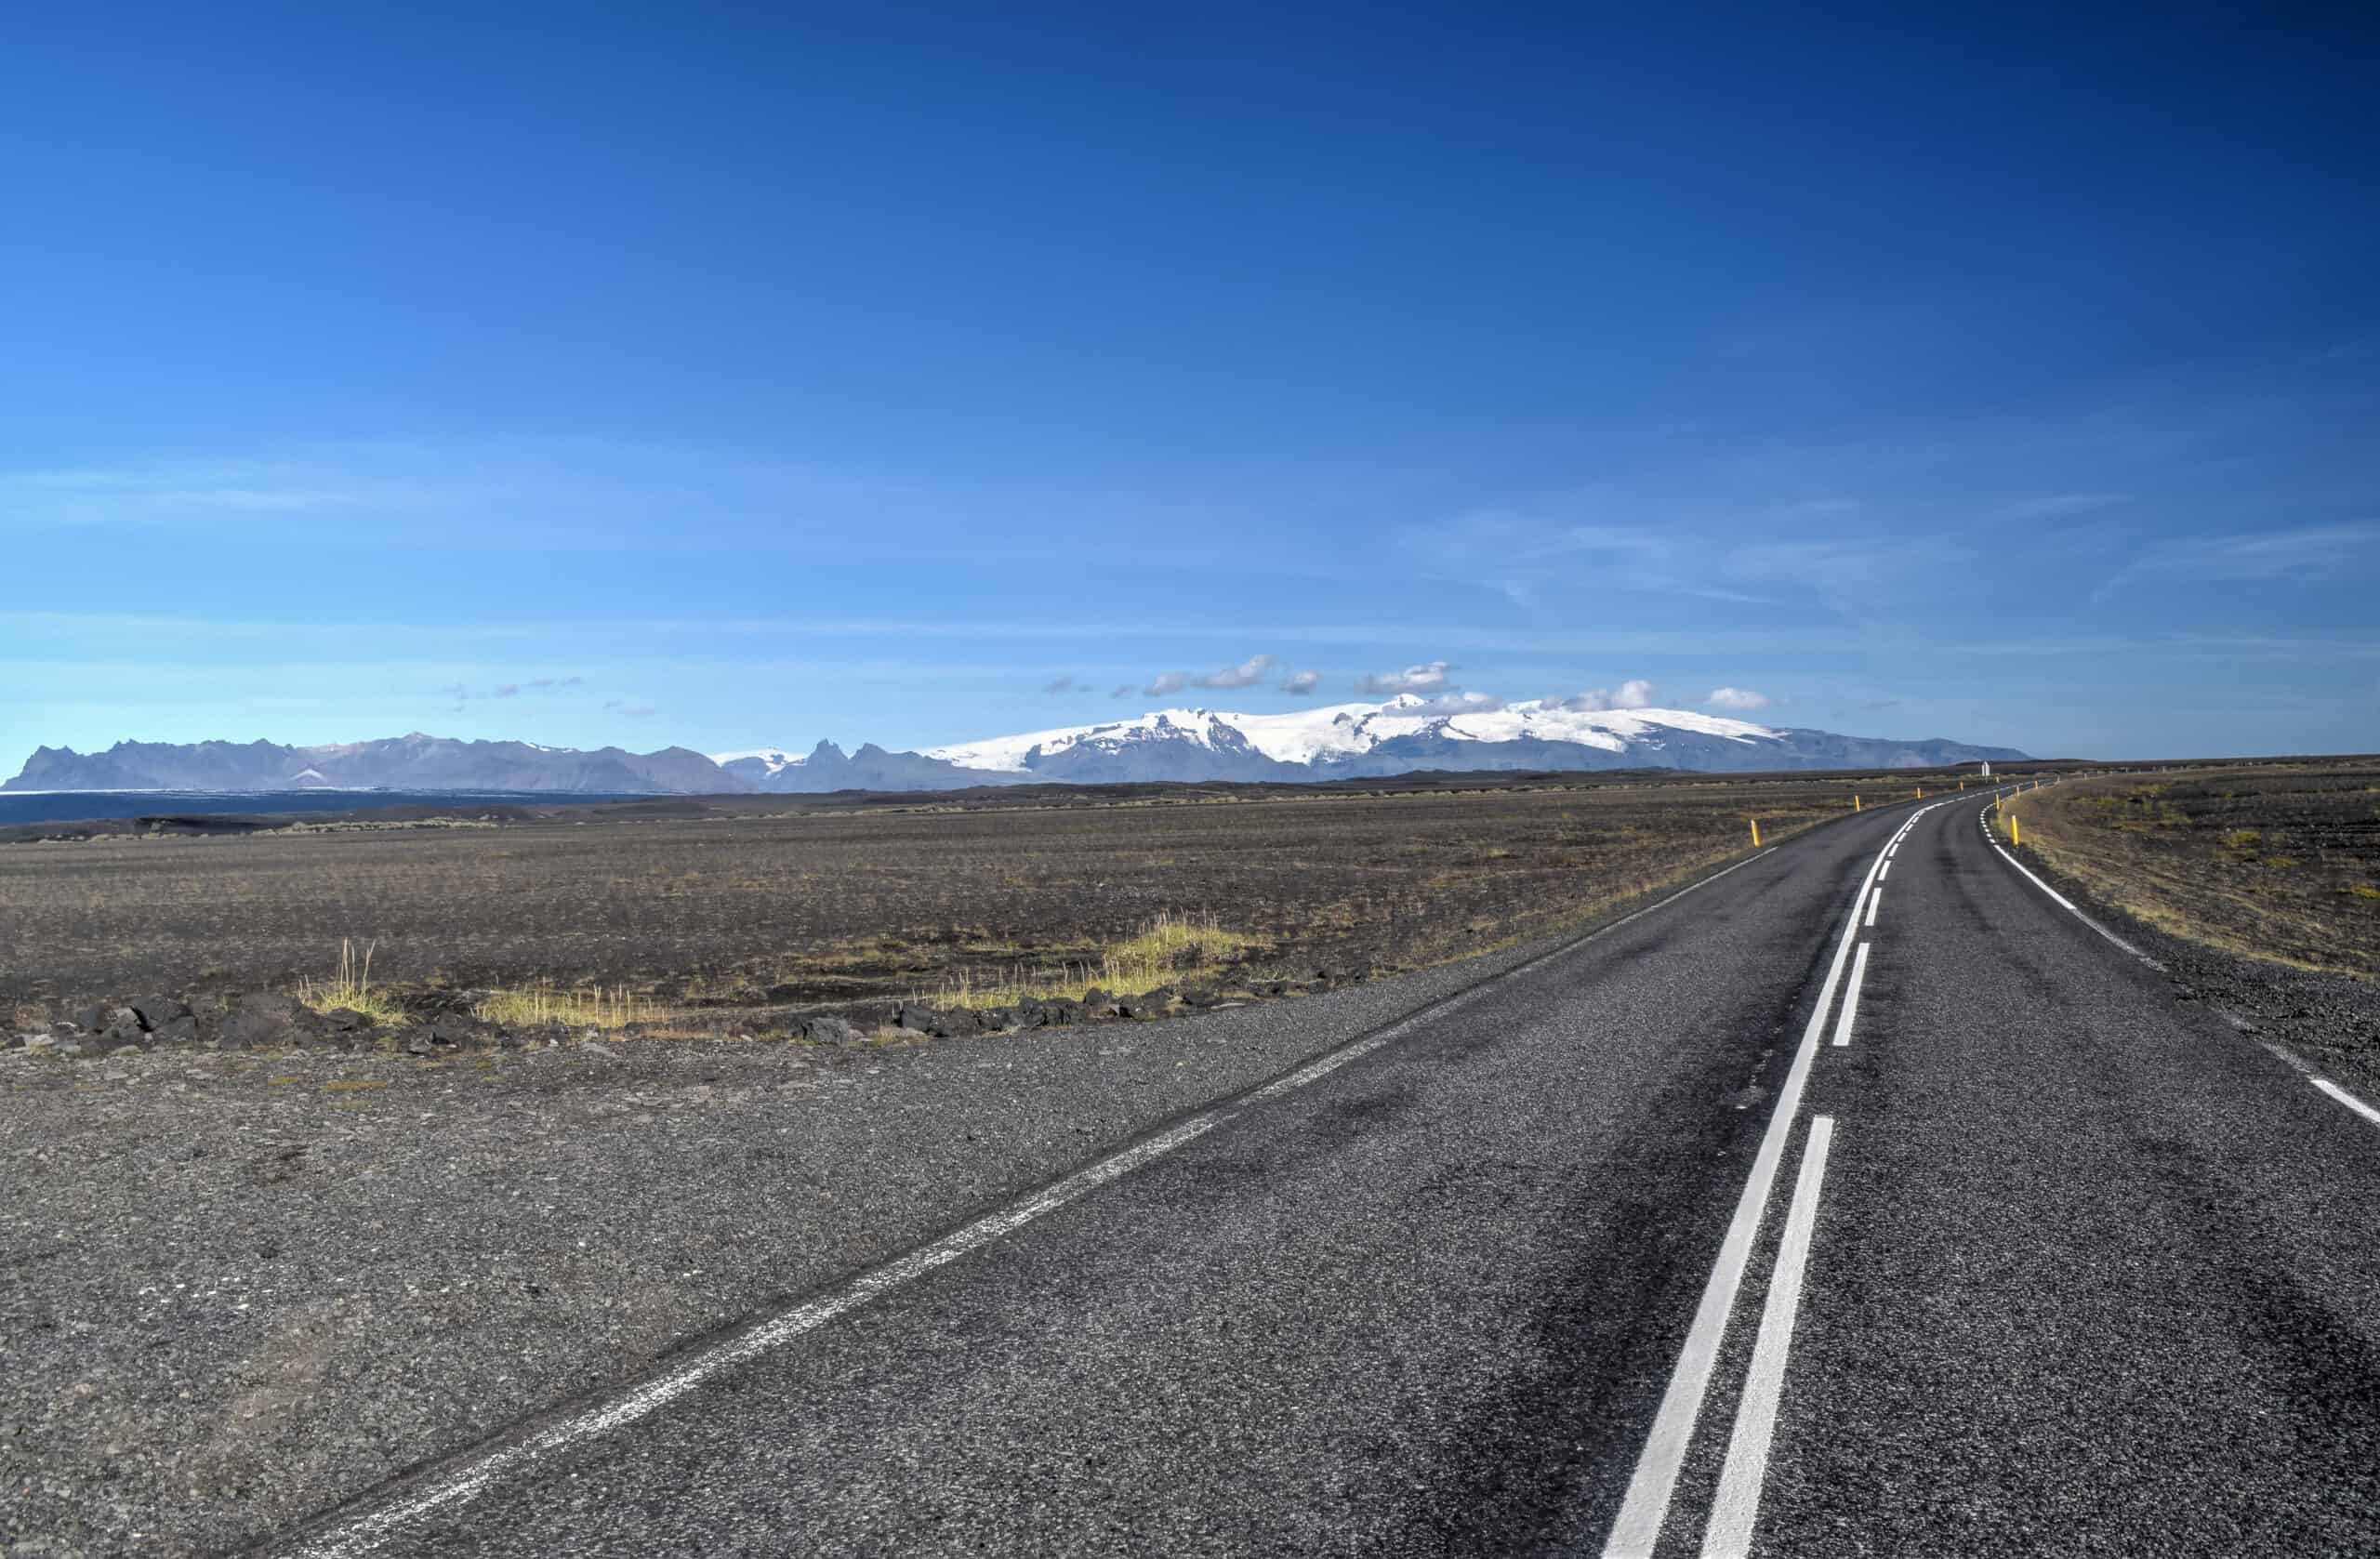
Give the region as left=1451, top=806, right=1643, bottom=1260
left=1601, top=804, right=1926, bottom=1557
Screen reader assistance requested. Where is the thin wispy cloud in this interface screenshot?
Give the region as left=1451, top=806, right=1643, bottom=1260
left=1042, top=675, right=1085, bottom=694
left=2091, top=522, right=2380, bottom=603
left=1706, top=686, right=1769, bottom=710
left=1992, top=492, right=2130, bottom=522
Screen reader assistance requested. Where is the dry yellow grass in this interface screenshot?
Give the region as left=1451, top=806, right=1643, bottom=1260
left=473, top=981, right=655, bottom=1030
left=937, top=910, right=1261, bottom=1009
left=294, top=939, right=409, bottom=1024
left=1999, top=764, right=2380, bottom=980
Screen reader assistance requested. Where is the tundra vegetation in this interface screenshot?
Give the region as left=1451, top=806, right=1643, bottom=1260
left=3, top=769, right=2036, bottom=1046
left=1996, top=759, right=2380, bottom=980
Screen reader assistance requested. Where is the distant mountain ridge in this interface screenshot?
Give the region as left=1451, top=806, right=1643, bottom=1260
left=4, top=733, right=729, bottom=796
left=8, top=700, right=2030, bottom=795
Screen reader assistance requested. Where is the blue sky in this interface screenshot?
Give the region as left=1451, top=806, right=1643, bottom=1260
left=5, top=2, right=2376, bottom=764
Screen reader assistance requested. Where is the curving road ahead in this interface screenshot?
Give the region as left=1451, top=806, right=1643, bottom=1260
left=251, top=791, right=2380, bottom=1558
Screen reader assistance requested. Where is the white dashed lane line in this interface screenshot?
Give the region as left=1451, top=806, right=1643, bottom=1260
left=1830, top=945, right=1871, bottom=1050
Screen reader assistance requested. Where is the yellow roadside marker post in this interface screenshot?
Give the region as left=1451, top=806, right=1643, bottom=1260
left=1750, top=818, right=1762, bottom=848
left=1854, top=794, right=1861, bottom=812
left=2012, top=814, right=2020, bottom=848
left=1917, top=786, right=1924, bottom=799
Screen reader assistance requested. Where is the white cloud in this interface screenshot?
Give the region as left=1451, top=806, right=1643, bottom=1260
left=1355, top=660, right=1453, bottom=695
left=1194, top=654, right=1276, bottom=690
left=1555, top=679, right=1657, bottom=712
left=1707, top=686, right=1770, bottom=710
left=1408, top=691, right=1505, bottom=717
left=1279, top=668, right=1320, bottom=695
left=1130, top=654, right=1280, bottom=698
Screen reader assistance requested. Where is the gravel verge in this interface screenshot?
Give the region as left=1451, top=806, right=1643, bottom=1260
left=2, top=860, right=1740, bottom=1559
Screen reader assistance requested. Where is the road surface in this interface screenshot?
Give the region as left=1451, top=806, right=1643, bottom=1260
left=253, top=791, right=2380, bottom=1558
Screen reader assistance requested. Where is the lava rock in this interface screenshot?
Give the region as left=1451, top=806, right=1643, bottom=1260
left=931, top=1008, right=982, bottom=1039
left=1117, top=988, right=1176, bottom=1020
left=799, top=1015, right=858, bottom=1045
left=219, top=991, right=307, bottom=1050
left=129, top=996, right=192, bottom=1032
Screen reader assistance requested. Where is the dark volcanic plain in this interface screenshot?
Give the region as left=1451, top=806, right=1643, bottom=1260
left=1, top=769, right=1981, bottom=1031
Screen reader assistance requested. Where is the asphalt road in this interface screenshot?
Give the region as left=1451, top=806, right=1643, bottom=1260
left=251, top=790, right=2380, bottom=1558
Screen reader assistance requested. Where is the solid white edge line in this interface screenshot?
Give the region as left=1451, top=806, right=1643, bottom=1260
left=1977, top=805, right=2164, bottom=971
left=1986, top=800, right=2378, bottom=1136
left=1600, top=807, right=1924, bottom=1557
left=285, top=841, right=1794, bottom=1557
left=1864, top=888, right=1880, bottom=930
left=1699, top=1116, right=1837, bottom=1559
left=1829, top=945, right=1870, bottom=1049
left=2313, top=1077, right=2380, bottom=1129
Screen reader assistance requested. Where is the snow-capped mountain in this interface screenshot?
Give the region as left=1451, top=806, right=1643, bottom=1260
left=9, top=701, right=2028, bottom=798
left=924, top=696, right=1793, bottom=779
left=735, top=696, right=2028, bottom=789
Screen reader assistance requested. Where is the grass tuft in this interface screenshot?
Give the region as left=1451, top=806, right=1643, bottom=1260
left=474, top=981, right=653, bottom=1031
left=295, top=938, right=409, bottom=1024
left=938, top=910, right=1260, bottom=1010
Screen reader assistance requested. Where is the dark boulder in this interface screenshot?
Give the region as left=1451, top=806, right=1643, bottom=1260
left=1117, top=988, right=1175, bottom=1020
left=799, top=1015, right=858, bottom=1045
left=932, top=1007, right=982, bottom=1039
left=86, top=1008, right=147, bottom=1052
left=220, top=991, right=307, bottom=1050
left=129, top=996, right=192, bottom=1032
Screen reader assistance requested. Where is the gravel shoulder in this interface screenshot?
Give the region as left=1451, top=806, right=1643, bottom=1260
left=2, top=861, right=1743, bottom=1559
